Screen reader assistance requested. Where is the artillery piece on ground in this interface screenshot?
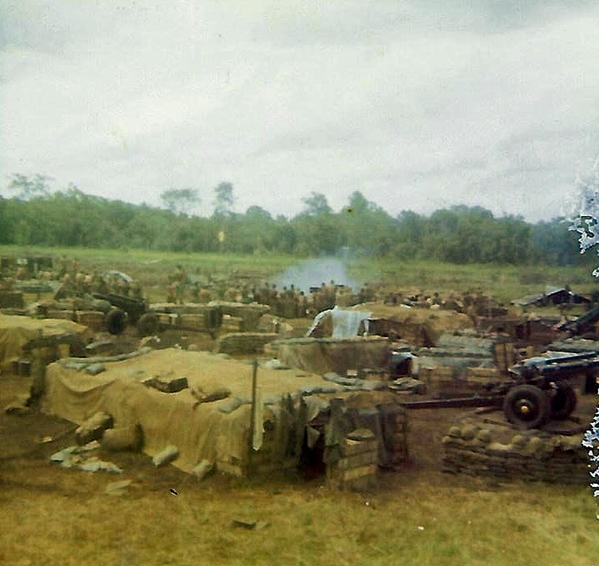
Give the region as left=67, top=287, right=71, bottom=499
left=401, top=350, right=599, bottom=429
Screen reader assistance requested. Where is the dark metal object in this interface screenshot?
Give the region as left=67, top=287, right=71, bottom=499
left=400, top=350, right=599, bottom=429
left=92, top=292, right=219, bottom=337
left=92, top=293, right=148, bottom=325
left=555, top=305, right=599, bottom=336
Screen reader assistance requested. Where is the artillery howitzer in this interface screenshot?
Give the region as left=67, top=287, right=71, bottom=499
left=400, top=351, right=599, bottom=429
left=554, top=304, right=599, bottom=336
left=91, top=292, right=222, bottom=337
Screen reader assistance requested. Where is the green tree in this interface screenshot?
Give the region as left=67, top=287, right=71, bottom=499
left=301, top=192, right=332, bottom=216
left=213, top=182, right=235, bottom=216
left=160, top=188, right=200, bottom=216
left=4, top=173, right=52, bottom=200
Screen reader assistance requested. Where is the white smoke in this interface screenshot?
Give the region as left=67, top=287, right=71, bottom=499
left=273, top=257, right=361, bottom=294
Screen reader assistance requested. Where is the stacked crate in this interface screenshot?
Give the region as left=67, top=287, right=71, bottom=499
left=385, top=405, right=410, bottom=466
left=47, top=309, right=75, bottom=321
left=326, top=429, right=378, bottom=491
left=418, top=366, right=454, bottom=392
left=221, top=314, right=244, bottom=332
left=76, top=310, right=105, bottom=332
left=465, top=366, right=501, bottom=389
left=178, top=312, right=208, bottom=331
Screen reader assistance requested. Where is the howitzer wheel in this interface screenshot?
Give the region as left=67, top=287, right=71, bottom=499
left=503, top=384, right=550, bottom=429
left=105, top=308, right=127, bottom=335
left=549, top=384, right=577, bottom=420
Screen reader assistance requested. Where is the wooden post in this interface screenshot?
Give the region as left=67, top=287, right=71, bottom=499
left=247, top=359, right=258, bottom=477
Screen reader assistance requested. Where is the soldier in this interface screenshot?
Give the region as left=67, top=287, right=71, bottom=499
left=190, top=281, right=200, bottom=302
left=173, top=265, right=187, bottom=304
left=297, top=291, right=308, bottom=318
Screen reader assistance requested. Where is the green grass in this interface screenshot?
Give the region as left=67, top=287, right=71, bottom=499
left=1, top=471, right=597, bottom=566
left=349, top=258, right=598, bottom=306
left=3, top=244, right=598, bottom=306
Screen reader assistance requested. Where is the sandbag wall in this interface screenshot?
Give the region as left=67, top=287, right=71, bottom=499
left=442, top=420, right=588, bottom=484
left=215, top=333, right=279, bottom=355
left=417, top=333, right=512, bottom=394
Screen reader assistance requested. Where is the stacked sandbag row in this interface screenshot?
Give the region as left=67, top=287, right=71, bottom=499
left=215, top=332, right=279, bottom=355
left=75, top=410, right=143, bottom=453
left=326, top=429, right=379, bottom=491
left=442, top=422, right=588, bottom=484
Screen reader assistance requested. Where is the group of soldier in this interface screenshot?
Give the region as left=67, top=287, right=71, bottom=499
left=165, top=269, right=381, bottom=319
left=384, top=289, right=508, bottom=320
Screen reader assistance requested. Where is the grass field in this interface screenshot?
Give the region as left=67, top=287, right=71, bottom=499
left=2, top=244, right=598, bottom=305
left=1, top=390, right=598, bottom=566
left=1, top=245, right=599, bottom=565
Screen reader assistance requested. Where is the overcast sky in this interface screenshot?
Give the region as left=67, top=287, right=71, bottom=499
left=1, top=0, right=598, bottom=222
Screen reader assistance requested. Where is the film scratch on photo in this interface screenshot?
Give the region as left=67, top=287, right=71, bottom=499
left=571, top=155, right=599, bottom=512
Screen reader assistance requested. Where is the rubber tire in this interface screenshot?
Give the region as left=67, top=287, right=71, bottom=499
left=105, top=308, right=127, bottom=335
left=137, top=312, right=160, bottom=337
left=549, top=384, right=577, bottom=420
left=503, top=384, right=550, bottom=429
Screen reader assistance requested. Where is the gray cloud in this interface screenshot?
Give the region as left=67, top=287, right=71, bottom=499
left=1, top=0, right=598, bottom=223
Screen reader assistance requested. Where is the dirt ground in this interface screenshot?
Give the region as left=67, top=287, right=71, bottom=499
left=2, top=369, right=597, bottom=492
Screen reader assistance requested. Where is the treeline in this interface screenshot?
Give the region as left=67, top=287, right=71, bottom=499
left=0, top=183, right=588, bottom=267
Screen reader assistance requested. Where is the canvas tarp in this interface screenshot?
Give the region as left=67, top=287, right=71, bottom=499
left=267, top=336, right=391, bottom=376
left=0, top=314, right=91, bottom=373
left=42, top=348, right=348, bottom=473
left=351, top=302, right=474, bottom=345
left=307, top=307, right=372, bottom=339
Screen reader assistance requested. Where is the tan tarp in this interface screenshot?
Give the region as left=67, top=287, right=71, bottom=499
left=353, top=302, right=474, bottom=345
left=42, top=348, right=345, bottom=473
left=268, top=336, right=391, bottom=376
left=0, top=314, right=91, bottom=372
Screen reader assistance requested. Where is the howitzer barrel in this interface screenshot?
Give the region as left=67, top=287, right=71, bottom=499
left=92, top=292, right=147, bottom=323
left=399, top=396, right=504, bottom=410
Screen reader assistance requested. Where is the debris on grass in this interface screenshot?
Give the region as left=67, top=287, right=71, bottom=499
left=49, top=441, right=122, bottom=473
left=230, top=519, right=269, bottom=530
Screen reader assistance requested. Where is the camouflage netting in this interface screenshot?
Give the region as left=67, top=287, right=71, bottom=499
left=0, top=314, right=92, bottom=374
left=266, top=336, right=391, bottom=376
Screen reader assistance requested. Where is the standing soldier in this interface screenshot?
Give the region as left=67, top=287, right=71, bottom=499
left=190, top=281, right=200, bottom=303
left=174, top=265, right=187, bottom=304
